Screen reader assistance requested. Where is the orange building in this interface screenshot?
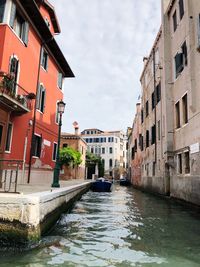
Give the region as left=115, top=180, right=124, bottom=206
left=60, top=131, right=87, bottom=180
left=0, top=0, right=74, bottom=187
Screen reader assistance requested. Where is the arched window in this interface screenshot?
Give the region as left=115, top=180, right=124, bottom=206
left=9, top=56, right=19, bottom=94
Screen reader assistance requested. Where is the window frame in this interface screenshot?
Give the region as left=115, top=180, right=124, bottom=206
left=52, top=142, right=58, bottom=161
left=36, top=84, right=46, bottom=113
left=32, top=134, right=42, bottom=158
left=5, top=122, right=13, bottom=153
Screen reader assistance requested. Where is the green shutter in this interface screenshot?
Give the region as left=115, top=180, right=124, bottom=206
left=0, top=0, right=6, bottom=23
left=36, top=84, right=41, bottom=110
left=22, top=21, right=29, bottom=46
left=9, top=2, right=16, bottom=28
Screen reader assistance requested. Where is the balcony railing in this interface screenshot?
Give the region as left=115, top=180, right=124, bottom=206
left=0, top=72, right=35, bottom=115
left=0, top=159, right=23, bottom=193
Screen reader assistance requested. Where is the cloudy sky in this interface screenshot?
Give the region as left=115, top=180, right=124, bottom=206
left=50, top=0, right=161, bottom=133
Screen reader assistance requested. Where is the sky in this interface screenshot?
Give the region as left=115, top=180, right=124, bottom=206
left=50, top=0, right=161, bottom=133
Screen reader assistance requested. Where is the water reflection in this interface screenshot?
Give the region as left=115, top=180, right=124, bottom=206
left=0, top=186, right=200, bottom=267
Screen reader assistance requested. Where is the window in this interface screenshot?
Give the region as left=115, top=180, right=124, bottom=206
left=173, top=10, right=177, bottom=32
left=109, top=147, right=113, bottom=154
left=37, top=84, right=46, bottom=113
left=108, top=137, right=114, bottom=142
left=152, top=162, right=156, bottom=176
left=102, top=159, right=105, bottom=167
left=179, top=0, right=184, bottom=20
left=182, top=41, right=187, bottom=66
left=182, top=94, right=188, bottom=124
left=0, top=0, right=6, bottom=23
left=63, top=143, right=68, bottom=148
left=102, top=147, right=105, bottom=154
left=58, top=72, right=63, bottom=89
left=91, top=147, right=94, bottom=153
left=52, top=142, right=57, bottom=161
left=198, top=15, right=200, bottom=50
left=175, top=41, right=187, bottom=78
left=156, top=82, right=161, bottom=103
left=152, top=92, right=155, bottom=110
left=177, top=154, right=182, bottom=174
left=9, top=2, right=29, bottom=45
left=141, top=109, right=144, bottom=123
left=145, top=101, right=149, bottom=117
left=134, top=139, right=137, bottom=152
left=175, top=53, right=183, bottom=78
left=175, top=101, right=180, bottom=128
left=158, top=120, right=161, bottom=141
left=109, top=159, right=113, bottom=168
left=131, top=147, right=135, bottom=159
left=5, top=123, right=13, bottom=152
left=184, top=151, right=190, bottom=174
left=0, top=124, right=3, bottom=147
left=9, top=56, right=19, bottom=94
left=41, top=48, right=48, bottom=70
left=146, top=130, right=149, bottom=148
left=139, top=134, right=143, bottom=151
left=33, top=135, right=42, bottom=158
left=151, top=125, right=156, bottom=145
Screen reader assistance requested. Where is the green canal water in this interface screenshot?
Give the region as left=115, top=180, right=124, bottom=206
left=1, top=185, right=200, bottom=267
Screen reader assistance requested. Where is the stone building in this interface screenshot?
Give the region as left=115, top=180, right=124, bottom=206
left=81, top=128, right=127, bottom=179
left=129, top=0, right=200, bottom=205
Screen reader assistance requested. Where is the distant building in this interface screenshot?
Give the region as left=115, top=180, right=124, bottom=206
left=60, top=131, right=87, bottom=180
left=81, top=128, right=127, bottom=179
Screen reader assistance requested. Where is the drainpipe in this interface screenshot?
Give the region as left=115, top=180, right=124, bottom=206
left=153, top=48, right=157, bottom=164
left=27, top=44, right=43, bottom=183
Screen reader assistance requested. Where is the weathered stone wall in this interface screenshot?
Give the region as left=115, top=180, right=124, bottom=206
left=170, top=176, right=200, bottom=206
left=0, top=182, right=91, bottom=247
left=138, top=176, right=170, bottom=196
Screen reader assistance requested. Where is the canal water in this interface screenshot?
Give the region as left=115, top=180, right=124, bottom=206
left=1, top=185, right=200, bottom=267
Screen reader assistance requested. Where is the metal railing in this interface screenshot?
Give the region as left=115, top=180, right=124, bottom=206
left=0, top=160, right=23, bottom=193
left=0, top=72, right=35, bottom=111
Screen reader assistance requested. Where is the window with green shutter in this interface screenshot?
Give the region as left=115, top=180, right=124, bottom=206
left=58, top=72, right=63, bottom=89
left=0, top=0, right=6, bottom=23
left=9, top=2, right=29, bottom=45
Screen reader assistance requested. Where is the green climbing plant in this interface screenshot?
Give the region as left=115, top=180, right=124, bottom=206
left=60, top=147, right=82, bottom=168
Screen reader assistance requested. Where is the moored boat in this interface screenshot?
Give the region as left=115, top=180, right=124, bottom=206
left=91, top=177, right=112, bottom=192
left=119, top=178, right=131, bottom=186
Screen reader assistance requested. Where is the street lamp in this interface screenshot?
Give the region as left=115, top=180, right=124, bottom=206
left=51, top=100, right=66, bottom=188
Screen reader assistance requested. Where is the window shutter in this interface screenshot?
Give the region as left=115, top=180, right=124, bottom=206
left=40, top=47, right=44, bottom=66
left=9, top=2, right=16, bottom=28
left=0, top=0, right=6, bottom=23
left=42, top=88, right=46, bottom=113
left=36, top=84, right=41, bottom=110
left=175, top=53, right=183, bottom=77
left=22, top=21, right=29, bottom=46
left=198, top=15, right=200, bottom=50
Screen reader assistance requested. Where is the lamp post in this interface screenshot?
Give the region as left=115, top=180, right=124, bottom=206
left=51, top=100, right=66, bottom=188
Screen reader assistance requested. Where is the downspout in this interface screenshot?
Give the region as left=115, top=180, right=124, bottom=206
left=27, top=43, right=43, bottom=183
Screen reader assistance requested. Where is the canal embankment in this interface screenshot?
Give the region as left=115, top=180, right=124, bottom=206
left=0, top=180, right=91, bottom=247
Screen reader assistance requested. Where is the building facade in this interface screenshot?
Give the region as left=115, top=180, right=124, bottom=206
left=81, top=128, right=127, bottom=179
left=129, top=0, right=200, bottom=205
left=60, top=132, right=87, bottom=180
left=0, top=0, right=74, bottom=187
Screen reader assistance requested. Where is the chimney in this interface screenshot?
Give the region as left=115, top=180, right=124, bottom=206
left=73, top=121, right=79, bottom=135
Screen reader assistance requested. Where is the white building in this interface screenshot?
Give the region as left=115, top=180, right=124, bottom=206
left=81, top=128, right=127, bottom=178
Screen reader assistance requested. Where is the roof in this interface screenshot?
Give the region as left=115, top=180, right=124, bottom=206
left=35, top=0, right=61, bottom=34
left=20, top=0, right=74, bottom=77
left=61, top=133, right=87, bottom=145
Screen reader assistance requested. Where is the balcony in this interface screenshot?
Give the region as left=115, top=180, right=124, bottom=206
left=0, top=72, right=35, bottom=115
